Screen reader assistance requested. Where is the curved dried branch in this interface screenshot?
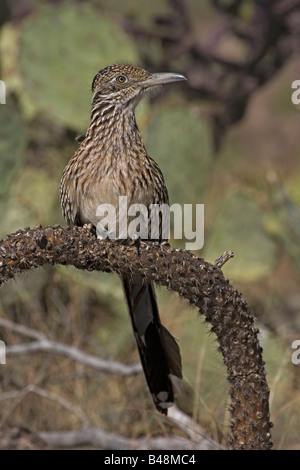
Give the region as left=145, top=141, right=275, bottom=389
left=0, top=225, right=272, bottom=449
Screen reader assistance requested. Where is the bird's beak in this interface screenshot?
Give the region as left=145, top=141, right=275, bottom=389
left=142, top=72, right=187, bottom=88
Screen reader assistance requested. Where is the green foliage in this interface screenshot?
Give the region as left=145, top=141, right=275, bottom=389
left=18, top=3, right=138, bottom=131
left=204, top=190, right=278, bottom=281
left=145, top=103, right=213, bottom=204
left=0, top=100, right=26, bottom=195
left=287, top=171, right=300, bottom=207
left=1, top=167, right=59, bottom=237
left=0, top=101, right=26, bottom=229
left=266, top=185, right=300, bottom=272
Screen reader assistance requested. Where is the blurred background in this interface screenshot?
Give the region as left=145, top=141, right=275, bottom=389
left=0, top=0, right=299, bottom=449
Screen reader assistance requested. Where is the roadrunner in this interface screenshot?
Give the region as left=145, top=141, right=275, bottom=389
left=60, top=64, right=186, bottom=414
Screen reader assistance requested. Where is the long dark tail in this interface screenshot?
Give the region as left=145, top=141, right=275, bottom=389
left=122, top=276, right=182, bottom=414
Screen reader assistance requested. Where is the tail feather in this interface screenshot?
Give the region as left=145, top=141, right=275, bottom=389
left=122, top=276, right=182, bottom=414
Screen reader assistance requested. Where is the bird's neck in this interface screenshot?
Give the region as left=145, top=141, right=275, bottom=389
left=85, top=101, right=144, bottom=154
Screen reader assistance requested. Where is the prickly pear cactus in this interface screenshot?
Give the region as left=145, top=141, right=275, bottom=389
left=204, top=190, right=278, bottom=281
left=0, top=101, right=26, bottom=195
left=145, top=103, right=213, bottom=204
left=0, top=100, right=26, bottom=233
left=18, top=4, right=138, bottom=131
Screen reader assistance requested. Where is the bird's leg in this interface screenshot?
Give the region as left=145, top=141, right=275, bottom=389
left=131, top=236, right=141, bottom=256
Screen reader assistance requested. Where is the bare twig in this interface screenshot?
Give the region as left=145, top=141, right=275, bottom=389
left=0, top=317, right=45, bottom=341
left=38, top=426, right=218, bottom=450
left=0, top=385, right=221, bottom=449
left=214, top=251, right=234, bottom=268
left=168, top=406, right=223, bottom=449
left=0, top=318, right=142, bottom=376
left=0, top=385, right=88, bottom=426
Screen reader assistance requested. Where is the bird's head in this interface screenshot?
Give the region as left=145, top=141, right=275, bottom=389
left=91, top=64, right=186, bottom=108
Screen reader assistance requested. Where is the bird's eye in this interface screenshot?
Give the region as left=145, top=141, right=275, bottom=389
left=115, top=74, right=128, bottom=84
